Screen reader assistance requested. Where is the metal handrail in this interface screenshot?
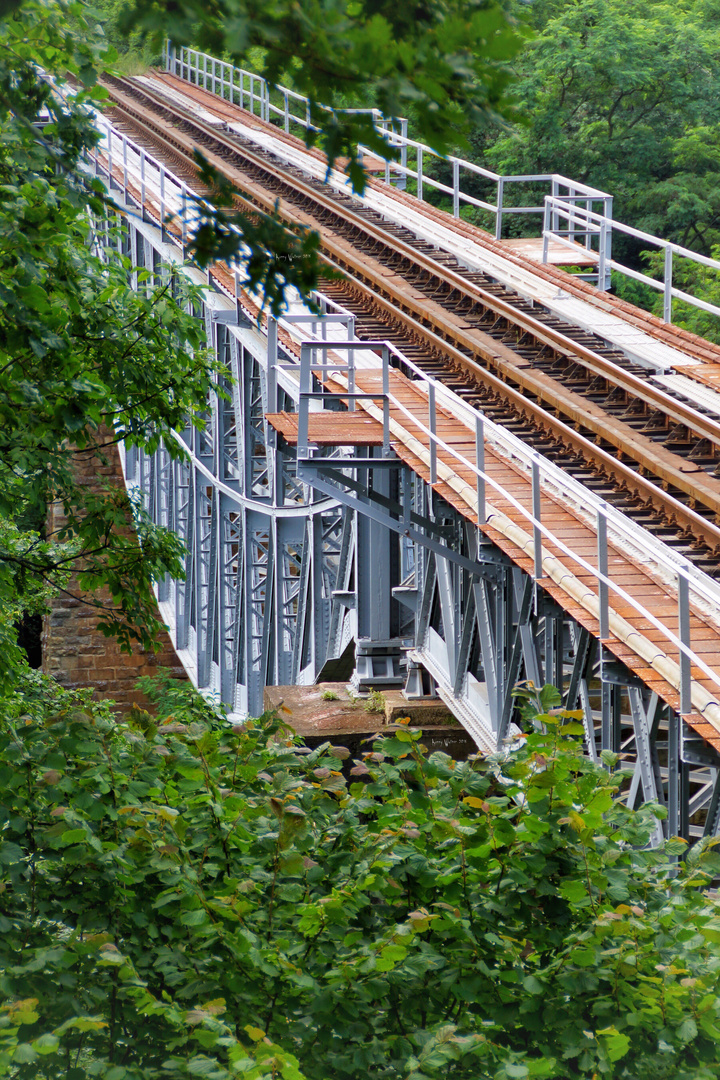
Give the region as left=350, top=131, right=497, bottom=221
left=296, top=336, right=720, bottom=714
left=166, top=41, right=612, bottom=236
left=543, top=196, right=720, bottom=319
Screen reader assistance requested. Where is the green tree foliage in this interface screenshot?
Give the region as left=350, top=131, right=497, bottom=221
left=480, top=0, right=720, bottom=253
left=2, top=678, right=720, bottom=1078
left=0, top=1, right=229, bottom=670
left=0, top=0, right=525, bottom=671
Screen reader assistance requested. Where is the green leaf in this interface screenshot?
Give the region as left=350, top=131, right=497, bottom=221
left=180, top=908, right=210, bottom=926
left=677, top=1017, right=698, bottom=1042
left=59, top=829, right=87, bottom=845
left=0, top=841, right=23, bottom=864
left=12, top=1044, right=38, bottom=1064
left=31, top=1034, right=60, bottom=1056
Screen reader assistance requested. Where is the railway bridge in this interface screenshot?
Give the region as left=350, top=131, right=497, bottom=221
left=86, top=46, right=720, bottom=843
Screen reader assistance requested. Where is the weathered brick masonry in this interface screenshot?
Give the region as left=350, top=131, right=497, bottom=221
left=42, top=437, right=186, bottom=713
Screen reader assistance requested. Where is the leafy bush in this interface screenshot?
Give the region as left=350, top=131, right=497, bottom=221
left=2, top=679, right=720, bottom=1078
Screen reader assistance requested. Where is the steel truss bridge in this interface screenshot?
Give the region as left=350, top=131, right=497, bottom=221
left=88, top=51, right=720, bottom=846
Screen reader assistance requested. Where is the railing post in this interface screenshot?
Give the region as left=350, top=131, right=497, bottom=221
left=140, top=148, right=146, bottom=218
left=667, top=707, right=680, bottom=843
left=532, top=459, right=542, bottom=579
left=180, top=183, right=188, bottom=248
left=542, top=197, right=551, bottom=264
left=399, top=119, right=408, bottom=190
left=417, top=146, right=423, bottom=201
left=453, top=159, right=460, bottom=218
left=284, top=91, right=289, bottom=132
left=229, top=65, right=234, bottom=106
left=678, top=570, right=691, bottom=715
left=597, top=507, right=609, bottom=640
left=428, top=382, right=437, bottom=485
left=605, top=195, right=613, bottom=279
left=267, top=316, right=278, bottom=414
left=348, top=349, right=356, bottom=412
left=297, top=343, right=311, bottom=467
left=495, top=178, right=504, bottom=240
left=159, top=165, right=166, bottom=236
left=122, top=133, right=128, bottom=199
left=598, top=217, right=607, bottom=293
left=106, top=128, right=113, bottom=192
left=664, top=246, right=673, bottom=323
left=382, top=348, right=390, bottom=455
left=568, top=185, right=576, bottom=247
left=475, top=414, right=485, bottom=526
left=203, top=52, right=208, bottom=92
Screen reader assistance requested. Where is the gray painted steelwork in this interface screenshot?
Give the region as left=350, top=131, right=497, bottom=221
left=95, top=120, right=720, bottom=848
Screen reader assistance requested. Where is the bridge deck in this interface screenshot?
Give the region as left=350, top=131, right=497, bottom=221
left=144, top=71, right=720, bottom=380
left=267, top=365, right=720, bottom=751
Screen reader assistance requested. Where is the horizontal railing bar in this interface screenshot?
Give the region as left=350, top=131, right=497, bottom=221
left=546, top=196, right=720, bottom=271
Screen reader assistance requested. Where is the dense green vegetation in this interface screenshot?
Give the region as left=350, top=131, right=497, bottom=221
left=474, top=0, right=720, bottom=334
left=3, top=679, right=720, bottom=1080
left=484, top=0, right=720, bottom=249
left=0, top=0, right=224, bottom=675
left=4, top=3, right=720, bottom=1077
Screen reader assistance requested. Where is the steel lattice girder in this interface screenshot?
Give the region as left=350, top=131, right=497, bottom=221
left=117, top=215, right=720, bottom=846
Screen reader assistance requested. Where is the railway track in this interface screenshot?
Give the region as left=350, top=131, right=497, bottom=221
left=101, top=72, right=720, bottom=575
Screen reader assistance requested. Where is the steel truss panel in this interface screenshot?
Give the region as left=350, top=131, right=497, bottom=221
left=120, top=219, right=355, bottom=720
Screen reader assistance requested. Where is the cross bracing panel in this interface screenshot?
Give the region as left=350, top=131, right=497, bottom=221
left=117, top=219, right=358, bottom=718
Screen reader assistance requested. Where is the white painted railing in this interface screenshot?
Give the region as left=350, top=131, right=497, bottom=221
left=543, top=197, right=720, bottom=318
left=296, top=336, right=720, bottom=718
left=165, top=42, right=612, bottom=241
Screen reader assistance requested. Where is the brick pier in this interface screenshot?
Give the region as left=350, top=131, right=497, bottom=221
left=42, top=438, right=185, bottom=713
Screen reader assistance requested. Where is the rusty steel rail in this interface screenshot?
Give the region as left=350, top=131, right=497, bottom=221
left=100, top=74, right=720, bottom=556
